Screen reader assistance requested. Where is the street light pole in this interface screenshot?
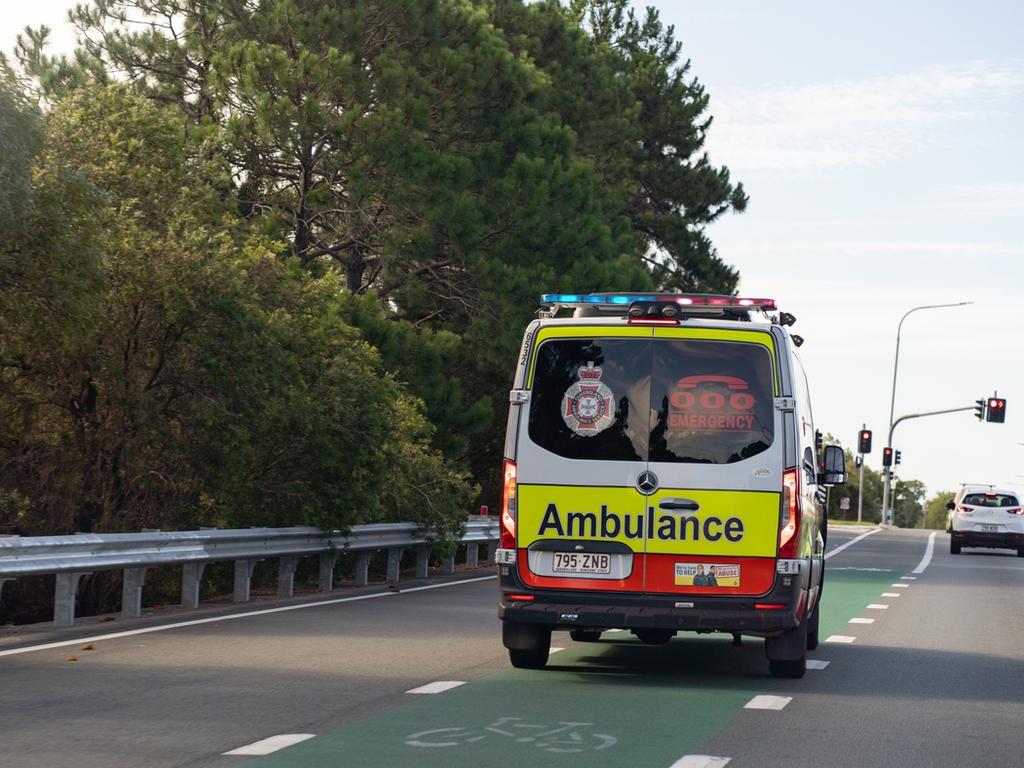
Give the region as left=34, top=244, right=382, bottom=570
left=881, top=302, right=972, bottom=525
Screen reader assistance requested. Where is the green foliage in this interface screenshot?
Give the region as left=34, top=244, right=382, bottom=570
left=5, top=0, right=751, bottom=528
left=925, top=491, right=956, bottom=530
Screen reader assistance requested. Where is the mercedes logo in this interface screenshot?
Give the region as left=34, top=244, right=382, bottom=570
left=636, top=470, right=659, bottom=495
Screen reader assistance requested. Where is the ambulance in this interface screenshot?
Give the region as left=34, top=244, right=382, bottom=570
left=495, top=293, right=846, bottom=678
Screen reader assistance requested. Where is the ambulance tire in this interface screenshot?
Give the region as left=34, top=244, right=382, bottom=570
left=570, top=629, right=603, bottom=642
left=504, top=622, right=551, bottom=669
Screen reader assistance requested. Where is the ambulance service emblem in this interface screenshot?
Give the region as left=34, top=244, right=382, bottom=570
left=563, top=362, right=615, bottom=436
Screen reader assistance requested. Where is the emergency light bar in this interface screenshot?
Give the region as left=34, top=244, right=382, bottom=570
left=539, top=293, right=778, bottom=311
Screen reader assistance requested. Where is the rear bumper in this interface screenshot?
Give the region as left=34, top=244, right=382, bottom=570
left=499, top=564, right=808, bottom=635
left=951, top=529, right=1024, bottom=549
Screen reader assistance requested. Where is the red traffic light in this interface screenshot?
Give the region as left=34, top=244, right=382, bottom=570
left=882, top=447, right=893, bottom=467
left=858, top=429, right=873, bottom=454
left=986, top=398, right=1007, bottom=423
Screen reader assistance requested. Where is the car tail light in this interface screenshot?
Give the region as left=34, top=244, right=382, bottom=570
left=958, top=504, right=972, bottom=513
left=778, top=468, right=800, bottom=558
left=1008, top=508, right=1023, bottom=515
left=501, top=459, right=517, bottom=549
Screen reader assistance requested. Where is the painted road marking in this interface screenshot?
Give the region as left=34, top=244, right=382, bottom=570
left=867, top=604, right=889, bottom=610
left=406, top=681, right=466, bottom=695
left=849, top=618, right=874, bottom=624
left=890, top=583, right=909, bottom=588
left=670, top=756, right=732, bottom=768
left=607, top=628, right=625, bottom=633
left=901, top=576, right=917, bottom=580
left=824, top=527, right=881, bottom=560
left=744, top=695, right=792, bottom=711
left=826, top=635, right=856, bottom=644
left=911, top=531, right=937, bottom=574
left=881, top=592, right=901, bottom=597
left=549, top=647, right=565, bottom=654
left=223, top=734, right=315, bottom=756
left=806, top=659, right=830, bottom=670
left=0, top=575, right=498, bottom=659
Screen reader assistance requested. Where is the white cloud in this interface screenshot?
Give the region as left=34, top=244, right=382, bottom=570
left=926, top=181, right=1024, bottom=217
left=707, top=60, right=1024, bottom=172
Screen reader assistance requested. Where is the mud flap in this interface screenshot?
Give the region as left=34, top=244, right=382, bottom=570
left=764, top=605, right=808, bottom=661
left=503, top=619, right=551, bottom=651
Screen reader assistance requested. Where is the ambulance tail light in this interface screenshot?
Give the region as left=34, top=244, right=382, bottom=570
left=779, top=468, right=800, bottom=558
left=501, top=459, right=517, bottom=549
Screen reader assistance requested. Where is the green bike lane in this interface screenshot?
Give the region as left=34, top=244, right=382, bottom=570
left=250, top=548, right=900, bottom=767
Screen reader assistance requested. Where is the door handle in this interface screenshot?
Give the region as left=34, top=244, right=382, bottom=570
left=658, top=498, right=700, bottom=512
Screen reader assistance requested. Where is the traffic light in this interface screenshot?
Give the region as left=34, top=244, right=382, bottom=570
left=894, top=449, right=902, bottom=465
left=986, top=397, right=1007, bottom=423
left=975, top=399, right=986, bottom=421
left=882, top=447, right=893, bottom=467
left=858, top=429, right=873, bottom=454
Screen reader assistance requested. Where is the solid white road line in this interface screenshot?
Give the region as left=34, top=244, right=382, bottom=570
left=826, top=635, right=856, bottom=644
left=867, top=604, right=889, bottom=610
left=744, top=695, right=792, bottom=711
left=911, top=531, right=937, bottom=574
left=670, top=756, right=732, bottom=768
left=223, top=734, right=315, bottom=756
left=881, top=592, right=901, bottom=598
left=806, top=660, right=830, bottom=670
left=824, top=527, right=882, bottom=560
left=849, top=618, right=874, bottom=624
left=406, top=681, right=466, bottom=695
left=0, top=575, right=498, bottom=659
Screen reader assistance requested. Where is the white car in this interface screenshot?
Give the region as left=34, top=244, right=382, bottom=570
left=947, top=486, right=1024, bottom=556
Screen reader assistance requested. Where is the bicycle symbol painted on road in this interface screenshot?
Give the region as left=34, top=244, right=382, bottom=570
left=405, top=716, right=618, bottom=753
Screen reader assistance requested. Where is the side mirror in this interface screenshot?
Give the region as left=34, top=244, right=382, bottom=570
left=945, top=501, right=956, bottom=511
left=819, top=444, right=846, bottom=486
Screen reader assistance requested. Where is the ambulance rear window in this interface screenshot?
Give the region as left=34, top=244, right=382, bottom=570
left=528, top=337, right=774, bottom=464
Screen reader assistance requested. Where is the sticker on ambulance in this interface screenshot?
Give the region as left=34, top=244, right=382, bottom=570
left=562, top=362, right=616, bottom=436
left=668, top=375, right=757, bottom=433
left=674, top=562, right=740, bottom=587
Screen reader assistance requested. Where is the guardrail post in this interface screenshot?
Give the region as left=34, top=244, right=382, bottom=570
left=483, top=541, right=495, bottom=563
left=353, top=551, right=370, bottom=587
left=386, top=547, right=404, bottom=583
left=277, top=556, right=298, bottom=598
left=181, top=563, right=206, bottom=609
left=467, top=542, right=480, bottom=568
left=233, top=560, right=258, bottom=602
left=121, top=567, right=147, bottom=619
left=318, top=552, right=338, bottom=591
left=441, top=553, right=455, bottom=575
left=54, top=572, right=85, bottom=627
left=415, top=545, right=431, bottom=579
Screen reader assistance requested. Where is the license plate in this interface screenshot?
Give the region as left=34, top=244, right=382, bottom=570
left=552, top=552, right=611, bottom=575
left=980, top=524, right=1000, bottom=532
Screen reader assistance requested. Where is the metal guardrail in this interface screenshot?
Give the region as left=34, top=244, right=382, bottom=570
left=0, top=519, right=499, bottom=627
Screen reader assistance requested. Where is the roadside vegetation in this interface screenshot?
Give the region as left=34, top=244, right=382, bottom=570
left=1, top=0, right=747, bottom=545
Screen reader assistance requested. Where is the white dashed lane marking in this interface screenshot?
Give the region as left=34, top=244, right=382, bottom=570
left=223, top=735, right=315, bottom=756
left=549, top=647, right=565, bottom=654
left=901, top=576, right=917, bottom=580
left=890, top=583, right=910, bottom=588
left=669, top=756, right=732, bottom=768
left=826, top=635, right=856, bottom=644
left=867, top=604, right=889, bottom=610
left=406, top=681, right=466, bottom=695
left=849, top=618, right=874, bottom=624
left=806, top=659, right=830, bottom=670
left=745, top=695, right=792, bottom=710
left=881, top=592, right=901, bottom=598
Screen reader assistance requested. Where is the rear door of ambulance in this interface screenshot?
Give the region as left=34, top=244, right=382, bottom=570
left=641, top=326, right=783, bottom=597
left=515, top=324, right=652, bottom=594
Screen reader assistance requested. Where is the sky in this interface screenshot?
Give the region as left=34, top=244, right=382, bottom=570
left=3, top=1, right=1023, bottom=503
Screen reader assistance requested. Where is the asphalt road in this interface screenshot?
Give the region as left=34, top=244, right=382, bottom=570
left=2, top=526, right=1022, bottom=767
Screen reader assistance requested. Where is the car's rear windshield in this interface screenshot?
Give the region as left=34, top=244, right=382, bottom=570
left=963, top=493, right=1020, bottom=507
left=527, top=337, right=775, bottom=464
